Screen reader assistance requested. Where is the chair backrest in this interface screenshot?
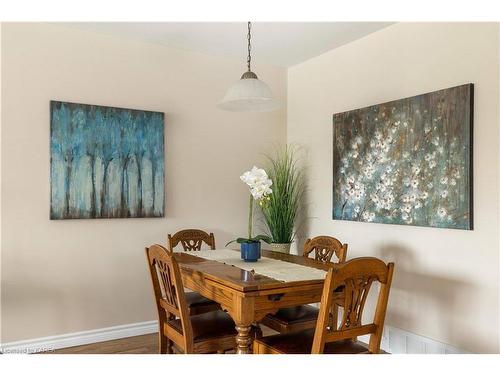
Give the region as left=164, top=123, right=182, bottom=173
left=311, top=257, right=394, bottom=354
left=168, top=229, right=216, bottom=251
left=303, top=236, right=348, bottom=263
left=145, top=244, right=194, bottom=351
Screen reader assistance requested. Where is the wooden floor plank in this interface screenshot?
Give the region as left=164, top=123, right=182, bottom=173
left=47, top=334, right=158, bottom=354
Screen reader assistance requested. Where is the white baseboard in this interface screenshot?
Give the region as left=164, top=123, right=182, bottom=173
left=1, top=320, right=467, bottom=354
left=0, top=320, right=159, bottom=354
left=360, top=325, right=469, bottom=354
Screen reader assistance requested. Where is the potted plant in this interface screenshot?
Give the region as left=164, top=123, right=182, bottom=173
left=262, top=145, right=305, bottom=254
left=226, top=166, right=273, bottom=262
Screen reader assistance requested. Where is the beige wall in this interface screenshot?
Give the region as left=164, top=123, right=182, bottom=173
left=287, top=23, right=500, bottom=353
left=0, top=23, right=286, bottom=342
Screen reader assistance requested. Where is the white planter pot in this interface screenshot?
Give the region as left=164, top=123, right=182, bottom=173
left=270, top=243, right=291, bottom=254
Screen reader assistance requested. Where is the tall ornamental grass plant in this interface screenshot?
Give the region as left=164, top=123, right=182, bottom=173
left=262, top=145, right=305, bottom=244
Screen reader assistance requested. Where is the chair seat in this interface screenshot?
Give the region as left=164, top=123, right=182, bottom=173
left=255, top=328, right=370, bottom=354
left=260, top=305, right=319, bottom=334
left=266, top=305, right=319, bottom=325
left=185, top=291, right=220, bottom=315
left=185, top=291, right=218, bottom=308
left=167, top=310, right=237, bottom=343
left=261, top=286, right=345, bottom=333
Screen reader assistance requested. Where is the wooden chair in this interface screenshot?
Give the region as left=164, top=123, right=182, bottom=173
left=167, top=229, right=220, bottom=315
left=253, top=257, right=394, bottom=354
left=146, top=244, right=237, bottom=354
left=260, top=236, right=348, bottom=334
left=168, top=229, right=216, bottom=252
left=303, top=236, right=348, bottom=263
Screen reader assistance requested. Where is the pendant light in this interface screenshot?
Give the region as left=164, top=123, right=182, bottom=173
left=218, top=22, right=280, bottom=112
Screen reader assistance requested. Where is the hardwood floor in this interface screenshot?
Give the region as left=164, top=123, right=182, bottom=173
left=48, top=334, right=158, bottom=354
left=47, top=325, right=277, bottom=354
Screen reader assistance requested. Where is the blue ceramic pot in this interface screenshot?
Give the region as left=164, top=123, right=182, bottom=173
left=240, top=241, right=261, bottom=262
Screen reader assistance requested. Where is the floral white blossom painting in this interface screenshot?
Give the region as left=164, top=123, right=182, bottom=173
left=332, top=84, right=473, bottom=230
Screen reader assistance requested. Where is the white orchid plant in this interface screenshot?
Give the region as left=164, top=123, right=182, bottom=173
left=226, top=166, right=273, bottom=246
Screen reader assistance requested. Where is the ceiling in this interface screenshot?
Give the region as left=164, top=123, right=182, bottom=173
left=61, top=22, right=393, bottom=67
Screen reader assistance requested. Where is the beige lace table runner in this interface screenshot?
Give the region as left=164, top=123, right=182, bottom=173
left=180, top=249, right=327, bottom=282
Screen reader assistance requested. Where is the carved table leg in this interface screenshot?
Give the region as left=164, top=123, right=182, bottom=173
left=235, top=324, right=253, bottom=354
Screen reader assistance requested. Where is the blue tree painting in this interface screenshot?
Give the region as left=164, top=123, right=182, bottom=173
left=332, top=84, right=473, bottom=230
left=50, top=101, right=165, bottom=219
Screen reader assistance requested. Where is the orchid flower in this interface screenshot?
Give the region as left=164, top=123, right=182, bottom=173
left=226, top=167, right=273, bottom=246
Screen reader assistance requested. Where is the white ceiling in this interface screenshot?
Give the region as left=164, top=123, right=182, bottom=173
left=61, top=22, right=392, bottom=67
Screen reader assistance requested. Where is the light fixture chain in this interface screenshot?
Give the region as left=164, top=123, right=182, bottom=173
left=247, top=21, right=252, bottom=72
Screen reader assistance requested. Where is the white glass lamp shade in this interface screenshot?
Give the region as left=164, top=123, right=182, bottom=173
left=218, top=77, right=280, bottom=112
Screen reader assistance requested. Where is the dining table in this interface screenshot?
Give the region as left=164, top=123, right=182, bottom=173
left=174, top=248, right=337, bottom=354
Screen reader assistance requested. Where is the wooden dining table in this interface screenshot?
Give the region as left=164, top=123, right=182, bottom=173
left=174, top=249, right=336, bottom=354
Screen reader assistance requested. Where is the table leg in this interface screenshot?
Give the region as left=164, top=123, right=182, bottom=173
left=235, top=324, right=253, bottom=354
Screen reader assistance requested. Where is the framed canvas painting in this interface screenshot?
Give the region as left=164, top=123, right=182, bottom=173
left=50, top=101, right=165, bottom=219
left=332, top=84, right=473, bottom=230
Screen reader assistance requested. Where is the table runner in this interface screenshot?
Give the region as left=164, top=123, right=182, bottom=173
left=180, top=249, right=327, bottom=283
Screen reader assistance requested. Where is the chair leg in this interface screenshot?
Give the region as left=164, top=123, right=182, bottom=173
left=158, top=326, right=174, bottom=354
left=252, top=323, right=263, bottom=339
left=167, top=339, right=174, bottom=354
left=159, top=333, right=171, bottom=354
